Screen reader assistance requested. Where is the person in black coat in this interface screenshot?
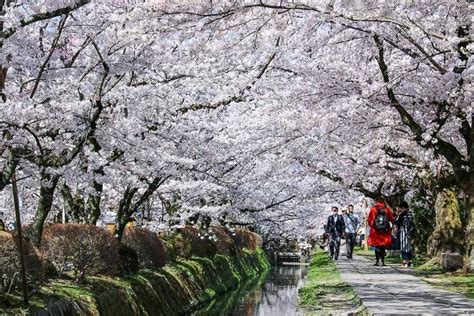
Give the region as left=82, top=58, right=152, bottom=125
left=394, top=201, right=415, bottom=267
left=326, top=206, right=345, bottom=260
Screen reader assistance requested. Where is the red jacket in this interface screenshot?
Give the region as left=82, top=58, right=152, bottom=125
left=367, top=202, right=395, bottom=247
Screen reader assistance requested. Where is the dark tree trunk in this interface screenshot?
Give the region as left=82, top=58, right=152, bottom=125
left=86, top=182, right=102, bottom=225
left=0, top=151, right=18, bottom=191
left=86, top=168, right=104, bottom=225
left=60, top=183, right=85, bottom=223
left=30, top=172, right=60, bottom=246
left=115, top=187, right=137, bottom=241
left=114, top=176, right=170, bottom=241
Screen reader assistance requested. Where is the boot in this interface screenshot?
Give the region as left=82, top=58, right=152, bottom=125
left=373, top=252, right=380, bottom=266
left=374, top=248, right=381, bottom=266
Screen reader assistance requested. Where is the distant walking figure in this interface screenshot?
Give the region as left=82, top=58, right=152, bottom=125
left=343, top=204, right=359, bottom=259
left=326, top=206, right=345, bottom=260
left=368, top=197, right=395, bottom=266
left=394, top=201, right=415, bottom=267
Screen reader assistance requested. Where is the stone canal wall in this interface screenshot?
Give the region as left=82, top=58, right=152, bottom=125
left=30, top=249, right=269, bottom=316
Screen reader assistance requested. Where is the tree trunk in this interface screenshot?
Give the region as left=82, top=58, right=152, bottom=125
left=464, top=115, right=474, bottom=271
left=86, top=179, right=103, bottom=225
left=29, top=173, right=60, bottom=246
left=0, top=151, right=18, bottom=191
left=427, top=188, right=464, bottom=262
left=60, top=183, right=85, bottom=223
left=465, top=182, right=474, bottom=271
left=114, top=187, right=137, bottom=241
left=87, top=193, right=101, bottom=225
left=114, top=177, right=168, bottom=240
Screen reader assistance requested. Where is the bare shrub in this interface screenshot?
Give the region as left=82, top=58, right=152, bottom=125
left=232, top=229, right=263, bottom=251
left=209, top=225, right=234, bottom=253
left=0, top=231, right=44, bottom=294
left=118, top=244, right=140, bottom=274
left=161, top=233, right=192, bottom=261
left=179, top=225, right=217, bottom=258
left=41, top=224, right=120, bottom=281
left=122, top=227, right=167, bottom=269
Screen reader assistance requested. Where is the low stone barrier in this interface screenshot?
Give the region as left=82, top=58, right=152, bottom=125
left=25, top=249, right=269, bottom=316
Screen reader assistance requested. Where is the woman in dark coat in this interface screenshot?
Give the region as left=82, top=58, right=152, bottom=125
left=368, top=197, right=395, bottom=266
left=394, top=201, right=415, bottom=267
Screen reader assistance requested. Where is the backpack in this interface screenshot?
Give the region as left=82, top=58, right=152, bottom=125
left=374, top=207, right=390, bottom=232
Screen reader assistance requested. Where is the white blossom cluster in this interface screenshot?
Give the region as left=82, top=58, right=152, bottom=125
left=0, top=0, right=471, bottom=241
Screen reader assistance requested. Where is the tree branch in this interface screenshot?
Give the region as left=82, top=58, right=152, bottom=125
left=373, top=34, right=467, bottom=184
left=178, top=42, right=278, bottom=114
left=30, top=14, right=69, bottom=99
left=132, top=175, right=171, bottom=211
left=240, top=194, right=296, bottom=213
left=398, top=30, right=447, bottom=74
left=382, top=145, right=418, bottom=165
left=1, top=0, right=91, bottom=40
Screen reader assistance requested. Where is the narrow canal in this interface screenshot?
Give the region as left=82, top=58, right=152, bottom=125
left=192, top=265, right=308, bottom=315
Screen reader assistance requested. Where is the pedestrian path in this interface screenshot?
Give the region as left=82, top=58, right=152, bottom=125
left=335, top=254, right=474, bottom=315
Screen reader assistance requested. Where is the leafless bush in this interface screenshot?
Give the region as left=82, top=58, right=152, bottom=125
left=0, top=231, right=44, bottom=294
left=161, top=233, right=192, bottom=261
left=179, top=225, right=217, bottom=258
left=122, top=227, right=167, bottom=269
left=232, top=229, right=263, bottom=251
left=209, top=225, right=235, bottom=253
left=41, top=224, right=120, bottom=281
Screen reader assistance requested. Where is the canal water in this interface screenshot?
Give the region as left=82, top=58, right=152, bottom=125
left=192, top=265, right=308, bottom=316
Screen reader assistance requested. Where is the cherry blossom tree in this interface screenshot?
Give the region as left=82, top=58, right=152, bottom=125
left=0, top=0, right=471, bottom=269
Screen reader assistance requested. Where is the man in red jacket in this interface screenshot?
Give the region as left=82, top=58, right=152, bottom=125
left=368, top=197, right=395, bottom=266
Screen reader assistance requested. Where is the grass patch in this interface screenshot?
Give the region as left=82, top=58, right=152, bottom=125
left=415, top=259, right=445, bottom=274
left=421, top=273, right=474, bottom=299
left=298, top=251, right=366, bottom=314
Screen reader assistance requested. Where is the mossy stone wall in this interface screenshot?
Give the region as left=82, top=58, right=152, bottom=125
left=28, top=249, right=269, bottom=316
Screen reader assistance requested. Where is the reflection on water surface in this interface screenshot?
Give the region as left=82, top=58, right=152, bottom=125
left=193, top=265, right=308, bottom=316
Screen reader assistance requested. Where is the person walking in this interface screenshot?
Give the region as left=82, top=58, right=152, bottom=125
left=367, top=197, right=395, bottom=266
left=394, top=201, right=415, bottom=267
left=340, top=209, right=347, bottom=257
left=343, top=204, right=359, bottom=259
left=326, top=206, right=345, bottom=260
